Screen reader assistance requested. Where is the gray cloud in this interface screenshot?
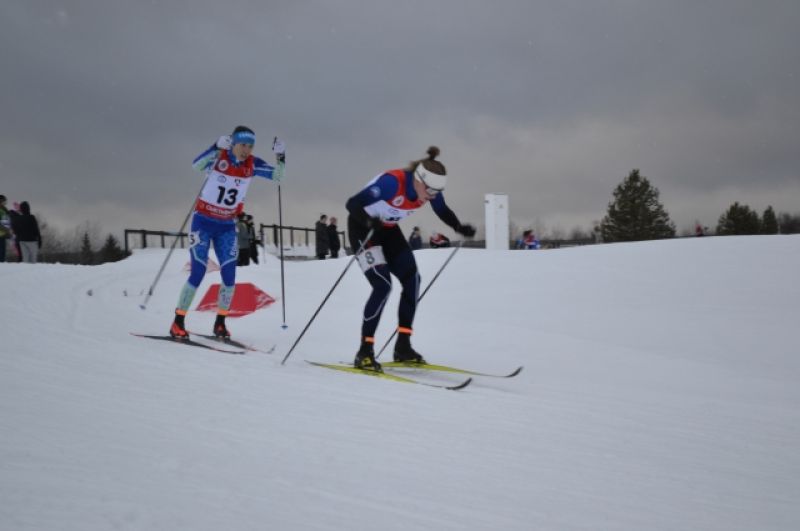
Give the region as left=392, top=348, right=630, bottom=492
left=1, top=0, right=798, bottom=243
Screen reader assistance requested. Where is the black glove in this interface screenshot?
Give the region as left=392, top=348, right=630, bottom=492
left=456, top=223, right=476, bottom=238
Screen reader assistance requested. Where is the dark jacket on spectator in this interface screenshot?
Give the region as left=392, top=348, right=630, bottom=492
left=12, top=201, right=42, bottom=246
left=315, top=218, right=330, bottom=258
left=327, top=222, right=341, bottom=256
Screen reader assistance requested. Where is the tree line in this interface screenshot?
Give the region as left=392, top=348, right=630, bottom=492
left=31, top=218, right=129, bottom=265
left=600, top=169, right=799, bottom=242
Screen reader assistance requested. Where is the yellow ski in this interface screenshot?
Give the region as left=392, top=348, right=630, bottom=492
left=381, top=361, right=523, bottom=378
left=306, top=361, right=472, bottom=390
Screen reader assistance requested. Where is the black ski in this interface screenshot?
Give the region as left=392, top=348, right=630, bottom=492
left=130, top=333, right=246, bottom=355
left=188, top=331, right=275, bottom=354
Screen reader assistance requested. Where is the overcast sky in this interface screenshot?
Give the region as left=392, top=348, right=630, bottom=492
left=2, top=0, right=799, bottom=244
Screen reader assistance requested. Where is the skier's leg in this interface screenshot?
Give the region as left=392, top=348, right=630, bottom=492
left=172, top=215, right=210, bottom=337
left=386, top=234, right=425, bottom=363
left=361, top=263, right=392, bottom=338
left=212, top=224, right=239, bottom=337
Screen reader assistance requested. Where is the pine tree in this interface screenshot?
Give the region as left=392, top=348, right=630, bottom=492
left=80, top=232, right=94, bottom=265
left=761, top=206, right=778, bottom=234
left=716, top=202, right=761, bottom=235
left=778, top=212, right=800, bottom=234
left=600, top=169, right=676, bottom=242
left=99, top=234, right=127, bottom=263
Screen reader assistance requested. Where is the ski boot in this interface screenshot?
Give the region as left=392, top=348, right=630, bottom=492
left=393, top=329, right=427, bottom=364
left=354, top=337, right=382, bottom=372
left=213, top=314, right=231, bottom=339
left=170, top=311, right=189, bottom=339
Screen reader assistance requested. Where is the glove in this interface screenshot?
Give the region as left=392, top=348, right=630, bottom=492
left=216, top=135, right=232, bottom=150
left=272, top=137, right=286, bottom=163
left=456, top=223, right=476, bottom=238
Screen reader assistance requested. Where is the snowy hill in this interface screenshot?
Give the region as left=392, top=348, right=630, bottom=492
left=1, top=235, right=798, bottom=531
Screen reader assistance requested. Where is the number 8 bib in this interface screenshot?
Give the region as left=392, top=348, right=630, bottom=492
left=356, top=246, right=387, bottom=272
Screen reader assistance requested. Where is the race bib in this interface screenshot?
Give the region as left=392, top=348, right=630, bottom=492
left=195, top=170, right=252, bottom=220
left=356, top=246, right=387, bottom=273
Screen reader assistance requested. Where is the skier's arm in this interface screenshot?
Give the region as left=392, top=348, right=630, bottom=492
left=431, top=194, right=475, bottom=237
left=192, top=144, right=220, bottom=172
left=253, top=157, right=284, bottom=181
left=192, top=135, right=238, bottom=172
left=430, top=194, right=461, bottom=231
left=254, top=137, right=286, bottom=181
left=345, top=174, right=399, bottom=227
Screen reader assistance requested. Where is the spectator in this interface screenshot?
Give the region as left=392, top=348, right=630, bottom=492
left=408, top=226, right=422, bottom=250
left=695, top=223, right=705, bottom=237
left=327, top=216, right=341, bottom=258
left=8, top=202, right=23, bottom=261
left=0, top=195, right=10, bottom=262
left=247, top=215, right=259, bottom=264
left=522, top=230, right=540, bottom=250
left=429, top=231, right=450, bottom=248
left=13, top=201, right=42, bottom=263
left=514, top=230, right=527, bottom=249
left=315, top=214, right=329, bottom=259
left=237, top=213, right=252, bottom=266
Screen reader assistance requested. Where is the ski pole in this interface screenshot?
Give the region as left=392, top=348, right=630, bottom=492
left=376, top=240, right=463, bottom=359
left=280, top=229, right=374, bottom=365
left=139, top=178, right=207, bottom=310
left=277, top=183, right=288, bottom=329
left=273, top=137, right=289, bottom=330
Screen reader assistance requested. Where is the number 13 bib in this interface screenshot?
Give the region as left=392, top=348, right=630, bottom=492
left=195, top=151, right=254, bottom=220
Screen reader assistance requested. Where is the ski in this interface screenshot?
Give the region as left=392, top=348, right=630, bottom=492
left=188, top=331, right=276, bottom=354
left=130, top=333, right=246, bottom=355
left=306, top=361, right=472, bottom=390
left=380, top=361, right=523, bottom=379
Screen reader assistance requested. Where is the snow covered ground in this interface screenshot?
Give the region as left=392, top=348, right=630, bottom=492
left=1, top=235, right=798, bottom=531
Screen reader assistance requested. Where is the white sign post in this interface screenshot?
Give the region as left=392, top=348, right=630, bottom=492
left=484, top=194, right=509, bottom=250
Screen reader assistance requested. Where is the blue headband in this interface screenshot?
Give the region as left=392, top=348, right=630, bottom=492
left=232, top=131, right=256, bottom=145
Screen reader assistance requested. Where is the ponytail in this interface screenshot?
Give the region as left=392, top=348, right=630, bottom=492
left=409, top=146, right=446, bottom=175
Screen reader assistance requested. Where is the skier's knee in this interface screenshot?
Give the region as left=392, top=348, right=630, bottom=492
left=188, top=264, right=208, bottom=286
left=367, top=267, right=392, bottom=298
left=399, top=269, right=420, bottom=290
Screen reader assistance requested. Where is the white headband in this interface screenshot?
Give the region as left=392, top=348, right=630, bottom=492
left=414, top=163, right=447, bottom=192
